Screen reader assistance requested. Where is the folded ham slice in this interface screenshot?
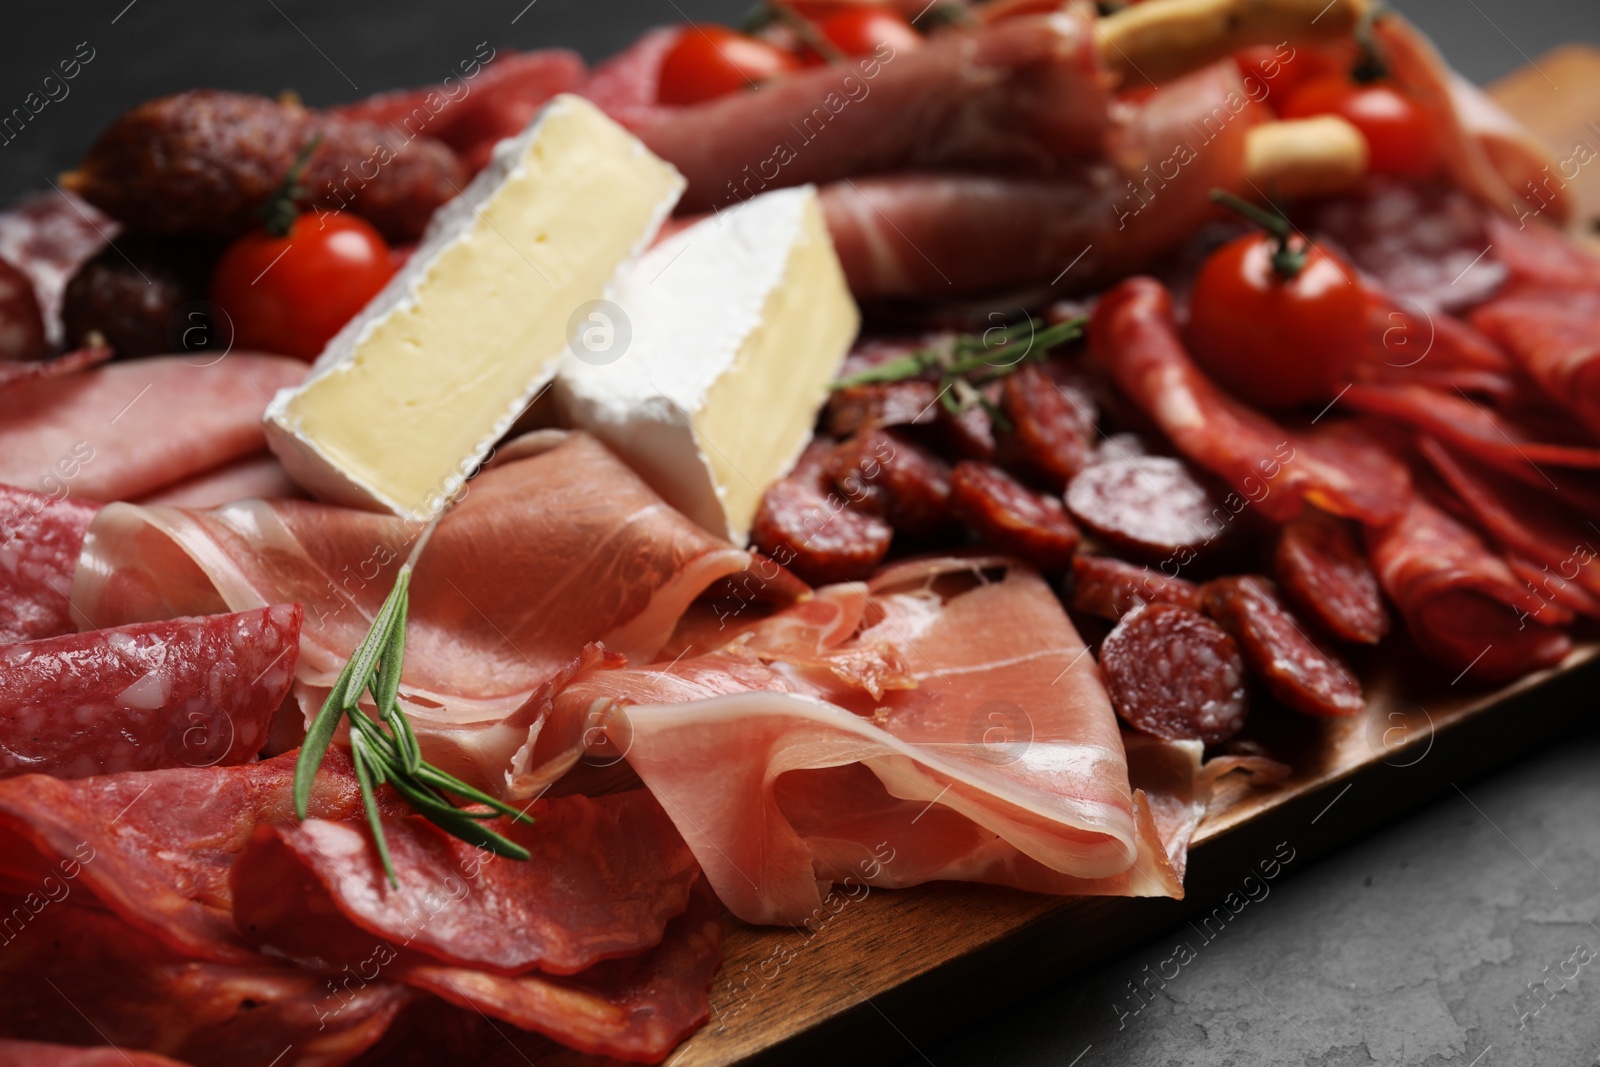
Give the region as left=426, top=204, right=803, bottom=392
left=72, top=432, right=750, bottom=791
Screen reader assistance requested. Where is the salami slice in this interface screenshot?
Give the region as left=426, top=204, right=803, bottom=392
left=0, top=605, right=300, bottom=779
left=1098, top=603, right=1247, bottom=745
left=1065, top=454, right=1224, bottom=561
left=1471, top=288, right=1600, bottom=441
left=826, top=429, right=953, bottom=536
left=750, top=439, right=893, bottom=585
left=949, top=460, right=1080, bottom=571
left=996, top=362, right=1096, bottom=490
left=0, top=485, right=99, bottom=646
left=1202, top=575, right=1365, bottom=718
left=1274, top=508, right=1388, bottom=644
left=1069, top=554, right=1202, bottom=620
left=825, top=380, right=940, bottom=438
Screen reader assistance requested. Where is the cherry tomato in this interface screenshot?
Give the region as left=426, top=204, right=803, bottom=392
left=1280, top=75, right=1442, bottom=178
left=1233, top=44, right=1338, bottom=105
left=814, top=7, right=922, bottom=56
left=658, top=24, right=801, bottom=106
left=1185, top=232, right=1367, bottom=409
left=210, top=213, right=395, bottom=361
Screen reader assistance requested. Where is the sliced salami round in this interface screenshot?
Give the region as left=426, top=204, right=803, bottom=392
left=1098, top=602, right=1247, bottom=745
left=1069, top=554, right=1202, bottom=621
left=1202, top=576, right=1365, bottom=718
left=949, top=460, right=1080, bottom=572
left=1065, top=454, right=1223, bottom=561
left=751, top=439, right=893, bottom=585
left=1275, top=509, right=1388, bottom=644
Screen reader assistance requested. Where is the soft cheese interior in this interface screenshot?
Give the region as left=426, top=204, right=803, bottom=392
left=265, top=94, right=685, bottom=518
left=556, top=185, right=859, bottom=543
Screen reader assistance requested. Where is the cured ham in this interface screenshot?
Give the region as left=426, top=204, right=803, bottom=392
left=0, top=606, right=299, bottom=780
left=72, top=432, right=750, bottom=792
left=1471, top=288, right=1600, bottom=440
left=137, top=451, right=303, bottom=508
left=635, top=13, right=1111, bottom=213
left=1090, top=277, right=1409, bottom=525
left=1366, top=494, right=1571, bottom=681
left=0, top=353, right=305, bottom=503
left=0, top=485, right=98, bottom=646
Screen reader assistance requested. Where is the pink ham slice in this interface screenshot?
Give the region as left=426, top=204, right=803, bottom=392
left=137, top=451, right=303, bottom=508
left=540, top=556, right=1233, bottom=925
left=0, top=605, right=299, bottom=780
left=0, top=353, right=305, bottom=502
left=0, top=485, right=98, bottom=645
left=633, top=13, right=1111, bottom=213
left=71, top=432, right=750, bottom=793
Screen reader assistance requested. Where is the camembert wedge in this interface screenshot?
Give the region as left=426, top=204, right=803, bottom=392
left=265, top=94, right=685, bottom=518
left=555, top=185, right=859, bottom=543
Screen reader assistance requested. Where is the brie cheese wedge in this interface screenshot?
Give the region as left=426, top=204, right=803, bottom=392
left=555, top=185, right=859, bottom=543
left=265, top=94, right=685, bottom=518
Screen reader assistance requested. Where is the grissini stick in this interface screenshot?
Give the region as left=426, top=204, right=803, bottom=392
left=1242, top=115, right=1370, bottom=199
left=1096, top=0, right=1369, bottom=85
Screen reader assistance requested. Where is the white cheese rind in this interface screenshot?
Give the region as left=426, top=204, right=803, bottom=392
left=264, top=94, right=685, bottom=518
left=555, top=185, right=859, bottom=543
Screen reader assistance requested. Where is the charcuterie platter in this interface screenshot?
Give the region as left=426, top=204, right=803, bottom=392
left=0, top=3, right=1597, bottom=1066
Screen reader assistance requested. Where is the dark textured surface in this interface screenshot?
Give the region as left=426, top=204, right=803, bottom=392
left=2, top=3, right=1599, bottom=1065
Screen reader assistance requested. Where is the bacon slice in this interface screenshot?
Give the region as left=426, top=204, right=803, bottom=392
left=1471, top=288, right=1600, bottom=441
left=0, top=354, right=305, bottom=502
left=72, top=432, right=750, bottom=794
left=1366, top=494, right=1570, bottom=680
left=0, top=605, right=299, bottom=780
left=636, top=14, right=1111, bottom=213
left=0, top=485, right=98, bottom=646
left=1090, top=277, right=1408, bottom=525
left=232, top=791, right=699, bottom=977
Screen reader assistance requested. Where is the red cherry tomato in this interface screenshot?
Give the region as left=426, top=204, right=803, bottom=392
left=1280, top=75, right=1442, bottom=178
left=815, top=7, right=922, bottom=56
left=1233, top=44, right=1338, bottom=105
left=658, top=24, right=801, bottom=106
left=210, top=212, right=395, bottom=361
left=1185, top=232, right=1367, bottom=409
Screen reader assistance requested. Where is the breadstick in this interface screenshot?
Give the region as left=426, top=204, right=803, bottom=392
left=1097, top=0, right=1368, bottom=85
left=1242, top=115, right=1370, bottom=198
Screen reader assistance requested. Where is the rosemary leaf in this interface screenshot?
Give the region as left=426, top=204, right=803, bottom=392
left=294, top=655, right=358, bottom=820
left=350, top=738, right=398, bottom=886
left=415, top=764, right=537, bottom=825
left=341, top=569, right=411, bottom=713
left=384, top=773, right=532, bottom=861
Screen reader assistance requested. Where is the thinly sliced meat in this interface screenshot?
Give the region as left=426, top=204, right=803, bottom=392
left=1274, top=508, right=1387, bottom=644
left=1417, top=435, right=1600, bottom=606
left=0, top=354, right=305, bottom=502
left=0, top=605, right=298, bottom=780
left=637, top=14, right=1110, bottom=213
left=1201, top=576, right=1364, bottom=718
left=0, top=192, right=113, bottom=345
left=429, top=51, right=588, bottom=172
left=0, top=748, right=399, bottom=963
left=0, top=900, right=409, bottom=1067
left=72, top=432, right=749, bottom=794
left=232, top=790, right=698, bottom=977
left=1069, top=553, right=1202, bottom=620
left=824, top=429, right=952, bottom=535
left=0, top=341, right=112, bottom=387
left=1448, top=72, right=1574, bottom=229
left=1366, top=494, right=1571, bottom=680
left=138, top=451, right=302, bottom=507
left=551, top=558, right=1212, bottom=923
left=578, top=27, right=679, bottom=128
left=1099, top=603, right=1247, bottom=745
left=1483, top=210, right=1600, bottom=291
left=1505, top=553, right=1600, bottom=622
left=818, top=62, right=1260, bottom=299
left=0, top=1041, right=189, bottom=1067
left=1341, top=381, right=1600, bottom=475
left=0, top=486, right=98, bottom=646
left=996, top=362, right=1096, bottom=490
left=1090, top=277, right=1408, bottom=525
left=1471, top=288, right=1600, bottom=440
left=400, top=880, right=722, bottom=1064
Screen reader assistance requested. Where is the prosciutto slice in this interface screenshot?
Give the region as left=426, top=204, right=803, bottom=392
left=0, top=606, right=299, bottom=780
left=1366, top=494, right=1570, bottom=680
left=634, top=13, right=1111, bottom=213
left=0, top=485, right=97, bottom=646
left=0, top=354, right=305, bottom=503
left=138, top=451, right=303, bottom=508
left=1090, top=277, right=1409, bottom=525
left=71, top=432, right=750, bottom=792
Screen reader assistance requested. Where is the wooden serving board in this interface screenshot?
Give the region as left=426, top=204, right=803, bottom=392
left=513, top=49, right=1600, bottom=1067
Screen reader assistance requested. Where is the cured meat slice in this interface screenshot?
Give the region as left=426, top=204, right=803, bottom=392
left=1274, top=508, right=1387, bottom=644
left=0, top=1041, right=189, bottom=1067
left=1201, top=576, right=1364, bottom=718
left=548, top=558, right=1214, bottom=923
left=1098, top=603, right=1247, bottom=745
left=0, top=341, right=112, bottom=387
left=399, top=880, right=723, bottom=1063
left=1366, top=495, right=1571, bottom=680
left=0, top=353, right=305, bottom=502
left=0, top=900, right=409, bottom=1067
left=137, top=451, right=302, bottom=508
left=0, top=256, right=46, bottom=362
left=1089, top=278, right=1409, bottom=525
left=0, top=192, right=112, bottom=345
left=996, top=362, right=1097, bottom=490
left=824, top=429, right=952, bottom=536
left=0, top=485, right=98, bottom=646
left=578, top=27, right=679, bottom=128
left=636, top=14, right=1110, bottom=213
left=1471, top=288, right=1600, bottom=440
left=72, top=432, right=750, bottom=794
left=1065, top=454, right=1224, bottom=561
left=0, top=748, right=399, bottom=963
left=1483, top=210, right=1600, bottom=291
left=750, top=438, right=893, bottom=585
left=0, top=605, right=299, bottom=780
left=949, top=460, right=1080, bottom=571
left=232, top=790, right=698, bottom=977
left=1069, top=554, right=1202, bottom=620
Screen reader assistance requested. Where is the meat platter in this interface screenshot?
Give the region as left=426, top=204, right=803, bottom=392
left=0, top=2, right=1598, bottom=1066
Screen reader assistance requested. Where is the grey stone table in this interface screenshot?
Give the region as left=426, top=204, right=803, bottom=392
left=3, top=3, right=1598, bottom=1065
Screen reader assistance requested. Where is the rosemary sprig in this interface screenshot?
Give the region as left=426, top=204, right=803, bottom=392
left=292, top=561, right=534, bottom=886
